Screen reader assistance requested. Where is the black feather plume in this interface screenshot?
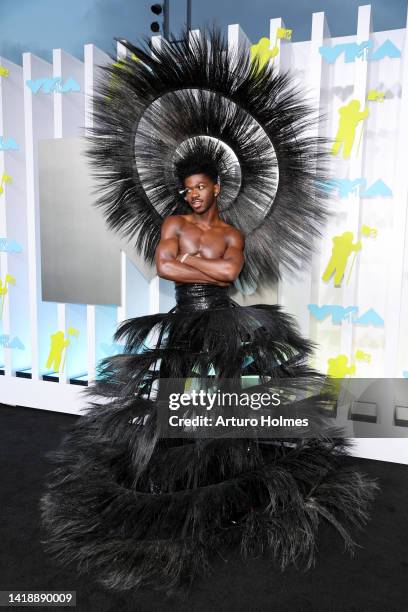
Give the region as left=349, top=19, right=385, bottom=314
left=86, top=27, right=332, bottom=289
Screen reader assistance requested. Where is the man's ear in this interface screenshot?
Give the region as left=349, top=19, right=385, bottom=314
left=214, top=186, right=220, bottom=197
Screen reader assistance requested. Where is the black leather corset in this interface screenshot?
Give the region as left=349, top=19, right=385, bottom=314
left=174, top=283, right=232, bottom=312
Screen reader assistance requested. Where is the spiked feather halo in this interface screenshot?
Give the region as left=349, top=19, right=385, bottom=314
left=86, top=28, right=332, bottom=290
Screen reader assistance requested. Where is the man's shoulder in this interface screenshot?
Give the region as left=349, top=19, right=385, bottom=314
left=159, top=214, right=187, bottom=238
left=162, top=214, right=187, bottom=228
left=222, top=222, right=245, bottom=245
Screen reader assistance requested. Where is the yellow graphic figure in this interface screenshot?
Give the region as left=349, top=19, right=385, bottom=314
left=250, top=29, right=292, bottom=72
left=250, top=37, right=279, bottom=71
left=367, top=89, right=385, bottom=103
left=327, top=354, right=356, bottom=378
left=322, top=232, right=362, bottom=287
left=361, top=224, right=377, bottom=238
left=331, top=100, right=369, bottom=159
left=0, top=274, right=16, bottom=319
left=0, top=67, right=9, bottom=77
left=46, top=331, right=70, bottom=373
left=60, top=327, right=80, bottom=373
left=0, top=172, right=12, bottom=195
left=355, top=349, right=371, bottom=363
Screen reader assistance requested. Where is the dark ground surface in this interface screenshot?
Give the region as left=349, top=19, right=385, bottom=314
left=1, top=402, right=407, bottom=612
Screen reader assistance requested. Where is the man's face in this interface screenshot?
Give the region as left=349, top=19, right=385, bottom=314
left=183, top=173, right=220, bottom=214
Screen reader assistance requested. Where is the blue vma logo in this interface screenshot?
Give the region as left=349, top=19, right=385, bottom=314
left=319, top=39, right=401, bottom=63
left=0, top=137, right=19, bottom=151
left=26, top=77, right=81, bottom=94
left=0, top=335, right=25, bottom=349
left=318, top=178, right=393, bottom=199
left=0, top=238, right=22, bottom=253
left=308, top=304, right=384, bottom=326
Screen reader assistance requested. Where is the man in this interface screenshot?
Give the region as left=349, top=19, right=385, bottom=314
left=155, top=162, right=245, bottom=286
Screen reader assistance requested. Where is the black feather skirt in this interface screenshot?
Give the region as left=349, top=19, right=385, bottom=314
left=40, top=283, right=378, bottom=595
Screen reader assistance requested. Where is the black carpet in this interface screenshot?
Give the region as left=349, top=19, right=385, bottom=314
left=1, top=403, right=407, bottom=612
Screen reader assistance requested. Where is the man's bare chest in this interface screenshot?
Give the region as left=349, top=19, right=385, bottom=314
left=178, top=224, right=228, bottom=258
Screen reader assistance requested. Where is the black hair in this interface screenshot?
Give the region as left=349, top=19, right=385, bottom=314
left=175, top=159, right=219, bottom=186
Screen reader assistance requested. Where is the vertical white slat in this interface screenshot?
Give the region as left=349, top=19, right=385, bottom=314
left=52, top=48, right=85, bottom=384
left=23, top=53, right=55, bottom=380
left=55, top=308, right=66, bottom=380
left=54, top=49, right=67, bottom=383
left=53, top=49, right=84, bottom=138
left=0, top=59, right=11, bottom=375
left=384, top=6, right=408, bottom=377
left=84, top=43, right=111, bottom=383
left=0, top=140, right=4, bottom=385
left=269, top=17, right=293, bottom=73
left=269, top=18, right=285, bottom=68
left=339, top=5, right=371, bottom=358
left=228, top=24, right=251, bottom=61
left=53, top=50, right=63, bottom=138
left=0, top=58, right=28, bottom=377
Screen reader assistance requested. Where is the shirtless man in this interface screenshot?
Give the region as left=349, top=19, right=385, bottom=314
left=155, top=166, right=244, bottom=285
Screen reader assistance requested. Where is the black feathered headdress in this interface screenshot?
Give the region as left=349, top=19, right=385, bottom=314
left=86, top=28, right=331, bottom=290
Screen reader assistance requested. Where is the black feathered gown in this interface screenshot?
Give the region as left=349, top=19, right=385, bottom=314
left=40, top=282, right=378, bottom=594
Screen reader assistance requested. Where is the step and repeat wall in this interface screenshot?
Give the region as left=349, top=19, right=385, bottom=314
left=1, top=5, right=408, bottom=462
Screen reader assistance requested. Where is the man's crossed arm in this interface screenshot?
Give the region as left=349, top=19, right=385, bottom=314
left=155, top=217, right=244, bottom=285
